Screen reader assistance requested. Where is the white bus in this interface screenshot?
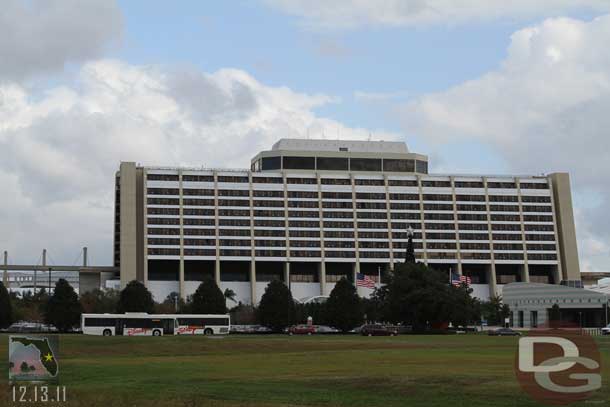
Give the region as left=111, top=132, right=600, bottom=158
left=81, top=313, right=230, bottom=336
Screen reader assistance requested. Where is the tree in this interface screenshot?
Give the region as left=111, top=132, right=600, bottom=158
left=155, top=292, right=186, bottom=314
left=326, top=278, right=363, bottom=332
left=191, top=279, right=227, bottom=314
left=0, top=282, right=13, bottom=329
left=480, top=295, right=510, bottom=326
left=81, top=289, right=120, bottom=314
left=116, top=280, right=154, bottom=313
left=20, top=361, right=29, bottom=373
left=44, top=279, right=82, bottom=332
left=258, top=280, right=295, bottom=332
left=374, top=262, right=479, bottom=331
left=224, top=288, right=237, bottom=304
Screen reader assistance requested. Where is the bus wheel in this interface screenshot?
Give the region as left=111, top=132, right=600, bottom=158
left=152, top=329, right=162, bottom=337
left=102, top=329, right=112, bottom=337
left=204, top=328, right=213, bottom=336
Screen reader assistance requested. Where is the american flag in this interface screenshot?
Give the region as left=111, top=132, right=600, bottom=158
left=451, top=272, right=471, bottom=286
left=356, top=273, right=376, bottom=288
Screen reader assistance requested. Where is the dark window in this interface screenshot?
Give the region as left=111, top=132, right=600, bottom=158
left=182, top=175, right=214, bottom=182
left=84, top=318, right=117, bottom=327
left=287, top=177, right=317, bottom=184
left=422, top=180, right=451, bottom=188
left=388, top=179, right=418, bottom=186
left=383, top=159, right=415, bottom=172
left=416, top=160, right=428, bottom=174
left=283, top=156, right=315, bottom=170
left=261, top=156, right=281, bottom=170
left=253, top=177, right=283, bottom=184
left=217, top=176, right=249, bottom=183
left=317, top=157, right=348, bottom=171
left=350, top=158, right=381, bottom=171
left=147, top=174, right=179, bottom=181
left=321, top=178, right=351, bottom=185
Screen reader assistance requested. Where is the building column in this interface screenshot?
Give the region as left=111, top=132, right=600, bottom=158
left=521, top=264, right=530, bottom=283
left=215, top=258, right=221, bottom=285
left=2, top=251, right=8, bottom=288
left=352, top=262, right=359, bottom=297
left=319, top=262, right=326, bottom=295
left=487, top=264, right=497, bottom=298
left=178, top=170, right=185, bottom=300
left=283, top=262, right=290, bottom=287
left=250, top=260, right=256, bottom=305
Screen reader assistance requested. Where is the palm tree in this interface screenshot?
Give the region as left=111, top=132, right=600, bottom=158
left=224, top=288, right=237, bottom=304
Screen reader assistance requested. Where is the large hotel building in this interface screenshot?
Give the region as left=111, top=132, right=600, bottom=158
left=114, top=139, right=581, bottom=304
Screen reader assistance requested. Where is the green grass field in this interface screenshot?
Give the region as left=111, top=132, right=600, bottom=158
left=1, top=333, right=609, bottom=406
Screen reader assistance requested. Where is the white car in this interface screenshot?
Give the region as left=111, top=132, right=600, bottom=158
left=601, top=325, right=610, bottom=335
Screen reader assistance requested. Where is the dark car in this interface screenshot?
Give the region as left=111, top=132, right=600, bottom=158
left=488, top=328, right=522, bottom=336
left=288, top=324, right=316, bottom=335
left=361, top=324, right=398, bottom=336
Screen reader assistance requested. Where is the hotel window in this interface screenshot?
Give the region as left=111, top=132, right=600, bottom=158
left=261, top=156, right=281, bottom=170
left=523, top=215, right=554, bottom=222
left=391, top=222, right=422, bottom=231
left=221, top=229, right=251, bottom=236
left=290, top=191, right=318, bottom=199
left=350, top=158, right=382, bottom=171
left=218, top=189, right=249, bottom=197
left=492, top=224, right=521, bottom=231
left=182, top=175, right=214, bottom=182
left=291, top=240, right=320, bottom=248
left=184, top=218, right=215, bottom=226
left=524, top=224, right=554, bottom=232
left=459, top=224, right=488, bottom=231
left=492, top=234, right=522, bottom=241
left=390, top=193, right=419, bottom=201
left=290, top=200, right=319, bottom=208
left=422, top=180, right=451, bottom=188
left=324, top=211, right=353, bottom=219
left=148, top=207, right=179, bottom=215
left=255, top=229, right=285, bottom=237
left=522, top=196, right=551, bottom=203
left=424, top=213, right=454, bottom=221
left=183, top=208, right=214, bottom=216
left=525, top=234, right=556, bottom=241
left=355, top=178, right=385, bottom=186
left=520, top=182, right=549, bottom=189
left=425, top=223, right=454, bottom=230
left=183, top=198, right=215, bottom=206
left=217, top=176, right=249, bottom=183
left=424, top=203, right=453, bottom=211
left=423, top=194, right=453, bottom=201
left=324, top=240, right=355, bottom=248
left=184, top=239, right=215, bottom=246
left=531, top=311, right=538, bottom=328
left=255, top=250, right=286, bottom=257
left=457, top=204, right=486, bottom=211
left=489, top=195, right=518, bottom=202
left=290, top=250, right=322, bottom=258
left=494, top=243, right=523, bottom=251
left=253, top=177, right=283, bottom=184
left=253, top=200, right=284, bottom=207
left=427, top=232, right=457, bottom=240
left=288, top=210, right=318, bottom=218
left=383, top=159, right=415, bottom=172
left=488, top=182, right=517, bottom=189
left=357, top=222, right=387, bottom=229
left=356, top=202, right=386, bottom=210
left=390, top=202, right=420, bottom=210
left=220, top=249, right=251, bottom=257
left=324, top=192, right=353, bottom=199
left=219, top=239, right=251, bottom=247
left=460, top=243, right=490, bottom=250
left=254, top=210, right=285, bottom=217
left=388, top=179, right=418, bottom=186
left=254, top=219, right=284, bottom=227
left=290, top=220, right=319, bottom=228
left=147, top=198, right=180, bottom=205
left=415, top=160, right=428, bottom=174
left=356, top=192, right=385, bottom=200
left=491, top=214, right=520, bottom=222
left=287, top=177, right=317, bottom=184
left=283, top=156, right=315, bottom=170
left=148, top=248, right=180, bottom=256
left=183, top=229, right=215, bottom=236
left=458, top=214, right=487, bottom=221
left=148, top=218, right=180, bottom=226
left=490, top=205, right=519, bottom=212
left=325, top=231, right=354, bottom=238
left=254, top=240, right=286, bottom=247
left=391, top=213, right=421, bottom=220
left=148, top=188, right=180, bottom=195
left=219, top=209, right=250, bottom=217
left=456, top=195, right=486, bottom=202
left=322, top=201, right=352, bottom=209
left=148, top=228, right=180, bottom=235
left=147, top=174, right=179, bottom=181
left=325, top=251, right=356, bottom=258
left=253, top=190, right=284, bottom=198
left=357, top=212, right=387, bottom=219
left=522, top=205, right=552, bottom=213
left=289, top=230, right=320, bottom=237
left=321, top=178, right=351, bottom=185
left=219, top=219, right=250, bottom=227
left=317, top=157, right=349, bottom=171
left=324, top=221, right=354, bottom=228
left=454, top=181, right=484, bottom=188
left=459, top=233, right=488, bottom=240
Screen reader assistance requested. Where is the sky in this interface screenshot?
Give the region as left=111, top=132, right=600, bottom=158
left=0, top=0, right=609, bottom=274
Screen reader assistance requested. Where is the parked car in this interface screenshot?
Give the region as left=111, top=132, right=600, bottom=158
left=361, top=324, right=398, bottom=336
left=3, top=321, right=58, bottom=333
left=314, top=325, right=339, bottom=334
left=488, top=328, right=521, bottom=336
left=288, top=324, right=316, bottom=335
left=601, top=324, right=610, bottom=335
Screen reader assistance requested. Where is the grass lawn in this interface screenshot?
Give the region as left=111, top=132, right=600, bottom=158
left=1, top=333, right=609, bottom=406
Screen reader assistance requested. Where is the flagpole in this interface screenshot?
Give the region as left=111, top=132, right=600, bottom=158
left=377, top=266, right=381, bottom=288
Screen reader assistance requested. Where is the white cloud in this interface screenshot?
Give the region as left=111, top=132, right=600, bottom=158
left=0, top=0, right=122, bottom=81
left=402, top=15, right=610, bottom=273
left=264, top=0, right=610, bottom=29
left=0, top=60, right=400, bottom=263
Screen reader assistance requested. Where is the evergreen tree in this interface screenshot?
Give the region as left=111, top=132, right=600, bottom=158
left=81, top=289, right=120, bottom=314
left=374, top=262, right=479, bottom=331
left=0, top=282, right=13, bottom=329
left=549, top=303, right=561, bottom=328
left=116, top=280, right=154, bottom=314
left=44, top=279, right=82, bottom=332
left=326, top=278, right=363, bottom=332
left=258, top=280, right=295, bottom=332
left=190, top=279, right=227, bottom=314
